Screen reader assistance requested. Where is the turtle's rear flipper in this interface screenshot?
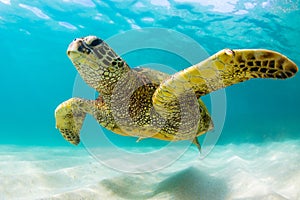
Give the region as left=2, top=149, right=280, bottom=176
left=193, top=137, right=202, bottom=153
left=55, top=98, right=91, bottom=145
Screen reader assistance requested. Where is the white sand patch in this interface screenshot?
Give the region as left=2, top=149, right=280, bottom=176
left=1, top=140, right=300, bottom=199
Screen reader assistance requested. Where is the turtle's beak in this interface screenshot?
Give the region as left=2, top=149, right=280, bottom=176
left=67, top=38, right=92, bottom=63
left=67, top=38, right=82, bottom=57
left=67, top=36, right=102, bottom=57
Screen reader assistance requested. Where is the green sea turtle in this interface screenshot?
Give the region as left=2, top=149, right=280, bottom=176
left=55, top=36, right=298, bottom=151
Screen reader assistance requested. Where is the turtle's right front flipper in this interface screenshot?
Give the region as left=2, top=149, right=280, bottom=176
left=55, top=98, right=93, bottom=145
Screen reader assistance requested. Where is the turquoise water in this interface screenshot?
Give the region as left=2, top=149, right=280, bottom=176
left=1, top=0, right=300, bottom=199
left=1, top=0, right=299, bottom=146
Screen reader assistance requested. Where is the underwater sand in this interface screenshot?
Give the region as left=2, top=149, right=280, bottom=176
left=1, top=140, right=300, bottom=200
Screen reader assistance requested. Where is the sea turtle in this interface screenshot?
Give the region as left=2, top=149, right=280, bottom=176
left=55, top=35, right=298, bottom=152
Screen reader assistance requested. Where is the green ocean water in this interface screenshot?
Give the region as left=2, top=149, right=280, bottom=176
left=0, top=0, right=300, bottom=199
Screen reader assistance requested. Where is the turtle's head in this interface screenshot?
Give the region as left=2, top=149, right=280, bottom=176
left=67, top=36, right=130, bottom=94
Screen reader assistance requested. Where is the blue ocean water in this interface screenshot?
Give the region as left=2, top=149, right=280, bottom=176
left=0, top=0, right=300, bottom=199
left=1, top=0, right=299, bottom=146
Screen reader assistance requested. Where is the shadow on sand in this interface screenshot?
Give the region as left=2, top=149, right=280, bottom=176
left=100, top=167, right=228, bottom=200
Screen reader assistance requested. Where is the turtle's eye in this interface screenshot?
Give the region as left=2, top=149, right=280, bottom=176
left=89, top=38, right=103, bottom=47
left=78, top=45, right=84, bottom=52
left=78, top=45, right=91, bottom=54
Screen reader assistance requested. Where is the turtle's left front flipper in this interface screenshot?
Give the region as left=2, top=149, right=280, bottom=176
left=55, top=98, right=93, bottom=145
left=153, top=49, right=298, bottom=119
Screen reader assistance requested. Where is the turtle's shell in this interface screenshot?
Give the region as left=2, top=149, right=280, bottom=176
left=109, top=67, right=213, bottom=141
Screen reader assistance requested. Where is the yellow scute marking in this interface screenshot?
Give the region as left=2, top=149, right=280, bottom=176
left=199, top=69, right=216, bottom=79
left=189, top=76, right=205, bottom=84
left=213, top=60, right=225, bottom=70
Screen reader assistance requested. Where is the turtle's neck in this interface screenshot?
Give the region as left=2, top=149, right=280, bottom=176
left=67, top=37, right=132, bottom=103
left=96, top=60, right=131, bottom=102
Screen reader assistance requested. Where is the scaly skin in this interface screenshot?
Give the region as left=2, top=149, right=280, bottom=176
left=55, top=36, right=212, bottom=148
left=152, top=49, right=298, bottom=119
left=55, top=36, right=298, bottom=151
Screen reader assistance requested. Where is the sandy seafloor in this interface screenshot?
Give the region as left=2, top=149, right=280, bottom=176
left=1, top=0, right=300, bottom=199
left=1, top=140, right=300, bottom=200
